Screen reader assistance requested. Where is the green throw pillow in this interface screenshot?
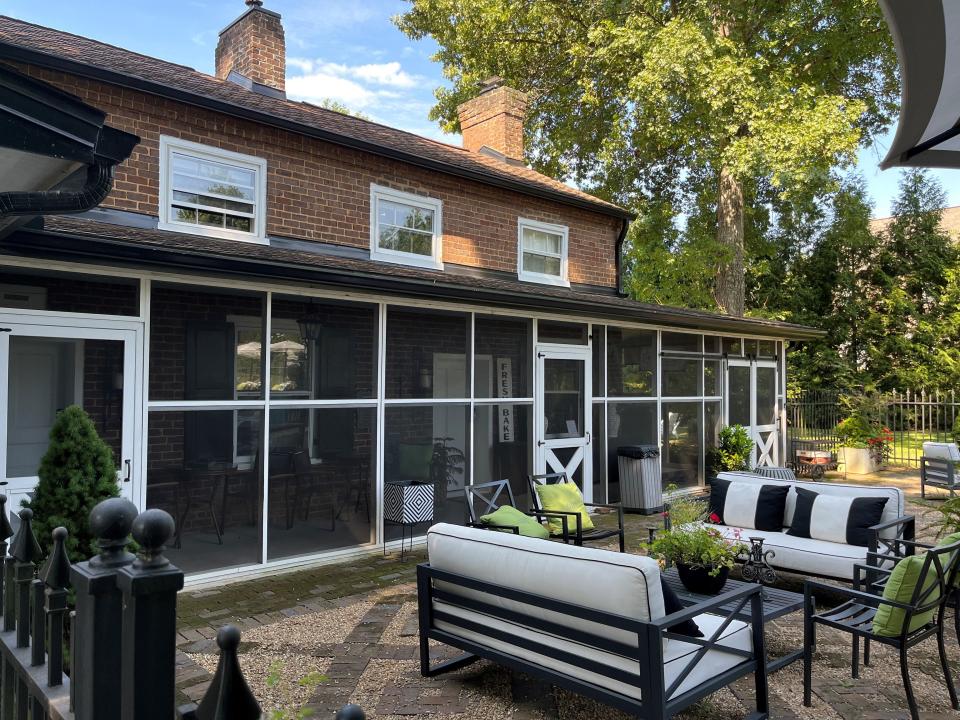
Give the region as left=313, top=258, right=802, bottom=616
left=535, top=483, right=594, bottom=536
left=872, top=554, right=941, bottom=637
left=479, top=505, right=549, bottom=539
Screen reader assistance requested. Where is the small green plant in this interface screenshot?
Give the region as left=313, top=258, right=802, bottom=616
left=918, top=496, right=960, bottom=540
left=265, top=661, right=328, bottom=720
left=430, top=436, right=465, bottom=506
left=24, top=405, right=122, bottom=560
left=710, top=425, right=753, bottom=472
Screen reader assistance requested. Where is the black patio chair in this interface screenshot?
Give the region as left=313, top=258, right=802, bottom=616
left=464, top=479, right=572, bottom=540
left=527, top=473, right=625, bottom=553
left=803, top=540, right=960, bottom=720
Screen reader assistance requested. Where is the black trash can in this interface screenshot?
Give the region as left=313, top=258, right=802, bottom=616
left=617, top=445, right=663, bottom=514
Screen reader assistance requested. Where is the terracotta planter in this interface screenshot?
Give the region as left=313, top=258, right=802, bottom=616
left=841, top=447, right=879, bottom=475
left=675, top=563, right=730, bottom=595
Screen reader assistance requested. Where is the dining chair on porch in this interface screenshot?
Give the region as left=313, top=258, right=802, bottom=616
left=464, top=479, right=571, bottom=540
left=802, top=540, right=960, bottom=720
left=527, top=472, right=625, bottom=552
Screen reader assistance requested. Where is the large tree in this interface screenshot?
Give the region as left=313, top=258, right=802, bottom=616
left=397, top=0, right=899, bottom=315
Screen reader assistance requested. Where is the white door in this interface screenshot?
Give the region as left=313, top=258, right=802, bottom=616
left=726, top=358, right=779, bottom=467
left=535, top=345, right=592, bottom=501
left=0, top=320, right=140, bottom=519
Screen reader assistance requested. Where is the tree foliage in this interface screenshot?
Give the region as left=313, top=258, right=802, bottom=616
left=24, top=405, right=121, bottom=560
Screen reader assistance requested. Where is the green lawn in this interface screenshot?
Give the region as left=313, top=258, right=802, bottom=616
left=790, top=429, right=953, bottom=467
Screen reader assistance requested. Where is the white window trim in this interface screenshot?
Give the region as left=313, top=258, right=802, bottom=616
left=369, top=183, right=443, bottom=270
left=517, top=217, right=569, bottom=287
left=158, top=135, right=268, bottom=244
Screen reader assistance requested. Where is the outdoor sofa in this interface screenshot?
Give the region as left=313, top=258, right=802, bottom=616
left=417, top=523, right=770, bottom=719
left=702, top=471, right=912, bottom=581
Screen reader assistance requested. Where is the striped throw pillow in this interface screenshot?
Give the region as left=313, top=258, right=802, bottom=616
left=786, top=487, right=889, bottom=547
left=708, top=478, right=790, bottom=532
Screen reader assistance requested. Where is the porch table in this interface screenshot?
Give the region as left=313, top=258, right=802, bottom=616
left=661, top=567, right=804, bottom=673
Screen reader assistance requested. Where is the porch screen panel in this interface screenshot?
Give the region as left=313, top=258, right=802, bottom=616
left=0, top=268, right=139, bottom=316
left=661, top=401, right=702, bottom=488
left=473, top=316, right=531, bottom=399
left=606, top=402, right=657, bottom=503
left=607, top=327, right=656, bottom=397
left=705, top=401, right=723, bottom=477
left=473, top=404, right=532, bottom=509
left=386, top=309, right=469, bottom=399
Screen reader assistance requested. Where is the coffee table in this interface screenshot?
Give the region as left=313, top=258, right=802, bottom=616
left=662, top=567, right=803, bottom=673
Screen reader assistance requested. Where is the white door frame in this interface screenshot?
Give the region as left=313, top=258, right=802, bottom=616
left=0, top=314, right=144, bottom=508
left=725, top=357, right=779, bottom=468
left=534, top=344, right=592, bottom=501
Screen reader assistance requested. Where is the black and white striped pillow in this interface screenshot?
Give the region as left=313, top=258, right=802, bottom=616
left=786, top=487, right=889, bottom=547
left=708, top=478, right=790, bottom=532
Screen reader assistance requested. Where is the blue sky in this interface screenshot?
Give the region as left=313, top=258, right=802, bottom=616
left=5, top=0, right=959, bottom=218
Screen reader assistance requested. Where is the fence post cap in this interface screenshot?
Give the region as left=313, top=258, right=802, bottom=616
left=195, top=625, right=261, bottom=720
left=335, top=704, right=367, bottom=720
left=131, top=509, right=174, bottom=569
left=41, top=527, right=71, bottom=589
left=11, top=508, right=41, bottom=564
left=89, top=497, right=137, bottom=568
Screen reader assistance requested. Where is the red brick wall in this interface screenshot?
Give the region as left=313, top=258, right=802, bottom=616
left=215, top=8, right=285, bottom=92
left=13, top=64, right=621, bottom=288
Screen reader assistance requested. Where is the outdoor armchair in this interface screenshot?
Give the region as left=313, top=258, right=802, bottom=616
left=527, top=472, right=626, bottom=552
left=464, top=479, right=571, bottom=541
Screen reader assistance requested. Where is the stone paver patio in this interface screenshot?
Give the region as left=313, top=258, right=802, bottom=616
left=174, top=469, right=960, bottom=719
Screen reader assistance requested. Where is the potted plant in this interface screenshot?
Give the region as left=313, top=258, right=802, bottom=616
left=647, top=493, right=745, bottom=594
left=430, top=436, right=465, bottom=509
left=835, top=415, right=891, bottom=474
left=706, top=424, right=753, bottom=475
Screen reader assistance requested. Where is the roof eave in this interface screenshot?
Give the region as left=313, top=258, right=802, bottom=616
left=0, top=43, right=635, bottom=221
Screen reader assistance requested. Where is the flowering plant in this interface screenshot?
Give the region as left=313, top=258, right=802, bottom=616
left=866, top=427, right=893, bottom=465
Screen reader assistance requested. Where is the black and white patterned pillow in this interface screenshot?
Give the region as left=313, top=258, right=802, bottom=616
left=708, top=478, right=790, bottom=532
left=786, top=487, right=889, bottom=547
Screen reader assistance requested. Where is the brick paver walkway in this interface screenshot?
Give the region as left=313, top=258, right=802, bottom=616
left=175, top=470, right=960, bottom=719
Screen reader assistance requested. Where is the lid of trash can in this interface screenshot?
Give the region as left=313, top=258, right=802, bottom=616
left=617, top=445, right=660, bottom=459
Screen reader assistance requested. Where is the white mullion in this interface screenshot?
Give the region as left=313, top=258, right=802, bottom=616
left=268, top=398, right=378, bottom=409
left=376, top=302, right=387, bottom=547
left=473, top=398, right=534, bottom=405
left=137, top=278, right=151, bottom=510
left=469, top=312, right=475, bottom=491
left=0, top=331, right=9, bottom=489
left=656, top=329, right=663, bottom=483
left=261, top=291, right=272, bottom=565
left=147, top=400, right=266, bottom=410
left=382, top=397, right=473, bottom=406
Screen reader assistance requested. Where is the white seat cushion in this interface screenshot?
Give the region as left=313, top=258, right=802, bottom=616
left=427, top=523, right=664, bottom=647
left=434, top=600, right=752, bottom=701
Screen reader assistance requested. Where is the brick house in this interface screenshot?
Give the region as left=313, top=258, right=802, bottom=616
left=0, top=3, right=817, bottom=580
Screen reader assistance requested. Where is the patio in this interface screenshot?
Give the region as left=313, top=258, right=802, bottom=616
left=172, top=472, right=960, bottom=719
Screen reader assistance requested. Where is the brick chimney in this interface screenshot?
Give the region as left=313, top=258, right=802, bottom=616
left=215, top=0, right=286, bottom=93
left=457, top=78, right=528, bottom=162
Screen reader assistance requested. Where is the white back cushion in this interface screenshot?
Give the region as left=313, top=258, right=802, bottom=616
left=426, top=523, right=664, bottom=647
left=715, top=472, right=904, bottom=538
left=923, top=442, right=960, bottom=461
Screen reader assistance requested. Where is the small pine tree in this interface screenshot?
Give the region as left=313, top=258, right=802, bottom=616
left=24, top=405, right=121, bottom=560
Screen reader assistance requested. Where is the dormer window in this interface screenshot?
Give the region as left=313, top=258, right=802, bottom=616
left=518, top=218, right=569, bottom=286
left=158, top=136, right=267, bottom=243
left=370, top=184, right=443, bottom=269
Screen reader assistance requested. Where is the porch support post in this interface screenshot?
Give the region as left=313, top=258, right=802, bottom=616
left=70, top=498, right=138, bottom=720
left=117, top=509, right=184, bottom=720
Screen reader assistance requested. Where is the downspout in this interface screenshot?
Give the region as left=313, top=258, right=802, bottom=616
left=0, top=160, right=115, bottom=218
left=615, top=216, right=630, bottom=297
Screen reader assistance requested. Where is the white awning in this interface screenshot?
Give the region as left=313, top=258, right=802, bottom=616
left=881, top=0, right=960, bottom=169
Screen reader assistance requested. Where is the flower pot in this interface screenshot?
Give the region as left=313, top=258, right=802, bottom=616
left=840, top=447, right=878, bottom=475
left=675, top=563, right=729, bottom=595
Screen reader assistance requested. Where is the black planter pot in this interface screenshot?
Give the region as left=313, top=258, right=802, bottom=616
left=675, top=563, right=729, bottom=595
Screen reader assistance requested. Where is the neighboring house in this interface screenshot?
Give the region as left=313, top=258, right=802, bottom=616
left=869, top=204, right=960, bottom=241
left=0, top=3, right=817, bottom=581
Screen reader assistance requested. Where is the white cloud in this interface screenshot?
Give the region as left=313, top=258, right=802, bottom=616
left=350, top=62, right=417, bottom=88
left=286, top=57, right=422, bottom=110
left=286, top=72, right=377, bottom=108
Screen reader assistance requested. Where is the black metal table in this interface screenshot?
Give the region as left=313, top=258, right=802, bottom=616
left=662, top=568, right=804, bottom=673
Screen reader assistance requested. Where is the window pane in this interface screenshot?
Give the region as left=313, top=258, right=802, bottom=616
left=662, top=332, right=701, bottom=353
left=384, top=405, right=469, bottom=536
left=379, top=199, right=434, bottom=233
left=704, top=360, right=721, bottom=396
left=473, top=404, right=532, bottom=508
left=662, top=358, right=702, bottom=397
left=704, top=335, right=721, bottom=354
left=728, top=365, right=751, bottom=426
left=705, top=401, right=723, bottom=477
left=662, top=401, right=701, bottom=488
left=522, top=252, right=547, bottom=275
left=592, top=325, right=605, bottom=397
left=758, top=340, right=777, bottom=358
left=266, top=407, right=375, bottom=560
left=146, top=409, right=263, bottom=574
left=386, top=308, right=469, bottom=399
left=543, top=358, right=584, bottom=439
left=607, top=327, right=656, bottom=396
left=592, top=403, right=606, bottom=504
left=723, top=337, right=743, bottom=356
left=757, top=366, right=777, bottom=426
left=607, top=402, right=657, bottom=503
left=149, top=284, right=265, bottom=401
left=0, top=268, right=138, bottom=316
left=474, top=316, right=532, bottom=398
left=270, top=296, right=377, bottom=399
left=538, top=320, right=588, bottom=345
left=522, top=227, right=561, bottom=255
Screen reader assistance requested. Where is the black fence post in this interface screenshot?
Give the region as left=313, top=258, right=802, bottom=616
left=70, top=497, right=138, bottom=720
left=11, top=508, right=40, bottom=651
left=41, top=526, right=70, bottom=687
left=177, top=625, right=261, bottom=720
left=117, top=509, right=184, bottom=720
left=0, top=498, right=14, bottom=720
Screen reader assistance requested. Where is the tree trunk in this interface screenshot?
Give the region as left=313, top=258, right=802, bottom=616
left=715, top=165, right=745, bottom=316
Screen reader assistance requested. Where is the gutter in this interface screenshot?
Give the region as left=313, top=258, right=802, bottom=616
left=0, top=160, right=113, bottom=217
left=0, top=43, right=634, bottom=221
left=615, top=217, right=630, bottom=297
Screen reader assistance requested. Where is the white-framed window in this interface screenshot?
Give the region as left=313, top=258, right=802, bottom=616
left=517, top=218, right=569, bottom=286
left=369, top=184, right=443, bottom=270
left=158, top=135, right=267, bottom=243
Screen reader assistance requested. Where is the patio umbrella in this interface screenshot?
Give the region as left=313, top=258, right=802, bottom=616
left=237, top=340, right=261, bottom=359
left=270, top=339, right=305, bottom=353
left=880, top=0, right=960, bottom=169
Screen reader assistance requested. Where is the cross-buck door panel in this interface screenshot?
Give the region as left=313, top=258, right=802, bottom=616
left=726, top=358, right=779, bottom=468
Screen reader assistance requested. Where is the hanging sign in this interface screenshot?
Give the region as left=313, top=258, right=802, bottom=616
left=497, top=358, right=514, bottom=442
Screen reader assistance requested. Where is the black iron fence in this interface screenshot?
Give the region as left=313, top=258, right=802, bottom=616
left=786, top=389, right=960, bottom=468
left=0, top=494, right=365, bottom=720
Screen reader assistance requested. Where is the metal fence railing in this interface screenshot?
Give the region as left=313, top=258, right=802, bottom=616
left=786, top=389, right=960, bottom=468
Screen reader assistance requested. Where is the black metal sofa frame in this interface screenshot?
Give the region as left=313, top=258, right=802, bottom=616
left=417, top=563, right=770, bottom=719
